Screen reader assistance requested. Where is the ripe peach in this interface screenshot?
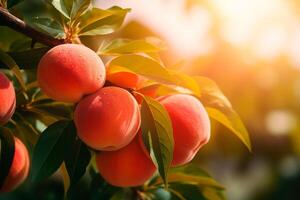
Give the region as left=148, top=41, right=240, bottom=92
left=106, top=70, right=145, bottom=89
left=74, top=86, right=141, bottom=151
left=137, top=85, right=158, bottom=98
left=0, top=72, right=16, bottom=125
left=37, top=44, right=106, bottom=103
left=95, top=132, right=156, bottom=187
left=0, top=137, right=30, bottom=193
left=158, top=94, right=210, bottom=166
left=134, top=84, right=159, bottom=104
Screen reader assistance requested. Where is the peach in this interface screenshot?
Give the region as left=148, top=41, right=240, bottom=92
left=137, top=85, right=158, bottom=98
left=37, top=44, right=106, bottom=103
left=106, top=70, right=145, bottom=89
left=158, top=94, right=210, bottom=166
left=74, top=86, right=141, bottom=151
left=134, top=84, right=159, bottom=104
left=95, top=132, right=156, bottom=187
left=0, top=137, right=30, bottom=193
left=0, top=72, right=16, bottom=125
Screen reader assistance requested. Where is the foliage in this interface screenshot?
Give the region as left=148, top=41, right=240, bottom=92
left=0, top=0, right=251, bottom=199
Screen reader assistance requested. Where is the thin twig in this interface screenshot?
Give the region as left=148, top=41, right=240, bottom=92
left=0, top=7, right=65, bottom=47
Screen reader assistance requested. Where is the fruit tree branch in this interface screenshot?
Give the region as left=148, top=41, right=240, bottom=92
left=0, top=7, right=65, bottom=47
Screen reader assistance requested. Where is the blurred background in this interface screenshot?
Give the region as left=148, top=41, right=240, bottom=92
left=1, top=0, right=300, bottom=199
left=94, top=0, right=300, bottom=199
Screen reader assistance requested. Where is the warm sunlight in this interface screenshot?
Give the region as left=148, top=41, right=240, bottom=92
left=96, top=0, right=213, bottom=58
left=2, top=0, right=300, bottom=200
left=97, top=0, right=300, bottom=66
left=211, top=0, right=300, bottom=65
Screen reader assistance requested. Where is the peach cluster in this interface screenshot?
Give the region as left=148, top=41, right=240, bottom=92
left=0, top=72, right=15, bottom=125
left=0, top=72, right=30, bottom=193
left=0, top=137, right=30, bottom=193
left=37, top=44, right=211, bottom=187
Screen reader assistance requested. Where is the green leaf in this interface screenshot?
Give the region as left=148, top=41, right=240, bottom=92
left=0, top=127, right=15, bottom=188
left=9, top=38, right=33, bottom=52
left=18, top=110, right=57, bottom=130
left=169, top=184, right=206, bottom=200
left=170, top=164, right=211, bottom=178
left=202, top=187, right=226, bottom=200
left=99, top=38, right=165, bottom=55
left=109, top=55, right=174, bottom=84
left=155, top=84, right=182, bottom=97
left=107, top=188, right=134, bottom=200
left=206, top=107, right=251, bottom=152
left=27, top=107, right=67, bottom=121
left=108, top=56, right=201, bottom=94
left=30, top=99, right=73, bottom=119
left=89, top=169, right=122, bottom=199
left=168, top=70, right=200, bottom=95
left=7, top=0, right=23, bottom=8
left=146, top=52, right=164, bottom=64
left=0, top=50, right=26, bottom=90
left=27, top=17, right=65, bottom=39
left=194, top=76, right=251, bottom=151
left=194, top=76, right=231, bottom=108
left=64, top=122, right=91, bottom=194
left=78, top=7, right=115, bottom=30
left=165, top=173, right=224, bottom=189
left=7, top=47, right=50, bottom=69
left=13, top=113, right=39, bottom=145
left=31, top=120, right=74, bottom=182
left=151, top=168, right=224, bottom=190
left=150, top=164, right=224, bottom=193
left=70, top=0, right=92, bottom=20
left=63, top=0, right=73, bottom=13
left=78, top=6, right=130, bottom=36
left=141, top=96, right=174, bottom=187
left=0, top=27, right=28, bottom=52
left=49, top=0, right=70, bottom=19
left=60, top=163, right=70, bottom=196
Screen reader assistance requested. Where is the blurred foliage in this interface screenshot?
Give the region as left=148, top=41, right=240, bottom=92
left=99, top=1, right=300, bottom=199
left=0, top=0, right=254, bottom=200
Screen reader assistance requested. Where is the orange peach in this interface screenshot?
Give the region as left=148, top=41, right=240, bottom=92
left=0, top=72, right=16, bottom=125
left=134, top=84, right=159, bottom=104
left=96, top=132, right=156, bottom=187
left=37, top=44, right=106, bottom=103
left=138, top=85, right=158, bottom=98
left=158, top=94, right=210, bottom=166
left=106, top=71, right=145, bottom=89
left=0, top=137, right=30, bottom=193
left=74, top=86, right=141, bottom=151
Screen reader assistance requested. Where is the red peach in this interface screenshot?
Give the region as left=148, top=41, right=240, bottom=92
left=158, top=94, right=210, bottom=166
left=0, top=72, right=16, bottom=125
left=0, top=137, right=30, bottom=193
left=74, top=86, right=141, bottom=151
left=37, top=44, right=106, bottom=103
left=96, top=132, right=156, bottom=187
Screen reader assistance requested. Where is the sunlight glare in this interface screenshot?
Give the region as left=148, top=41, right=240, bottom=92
left=212, top=0, right=300, bottom=65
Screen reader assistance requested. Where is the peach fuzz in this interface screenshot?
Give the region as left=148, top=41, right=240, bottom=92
left=0, top=72, right=16, bottom=125
left=158, top=94, right=210, bottom=166
left=0, top=137, right=30, bottom=193
left=37, top=44, right=106, bottom=103
left=96, top=132, right=156, bottom=187
left=74, top=86, right=141, bottom=151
